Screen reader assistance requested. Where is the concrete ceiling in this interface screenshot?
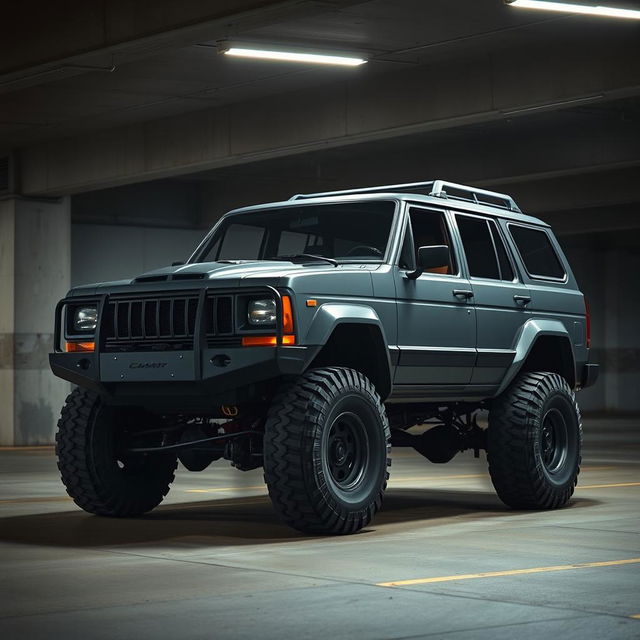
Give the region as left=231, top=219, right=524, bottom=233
left=2, top=0, right=639, bottom=150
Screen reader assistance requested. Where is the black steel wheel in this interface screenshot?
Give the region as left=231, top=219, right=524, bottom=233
left=488, top=372, right=582, bottom=509
left=56, top=387, right=177, bottom=517
left=263, top=367, right=391, bottom=535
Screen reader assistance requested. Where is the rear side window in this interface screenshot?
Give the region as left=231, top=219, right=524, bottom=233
left=456, top=215, right=515, bottom=281
left=456, top=216, right=499, bottom=279
left=509, top=224, right=565, bottom=280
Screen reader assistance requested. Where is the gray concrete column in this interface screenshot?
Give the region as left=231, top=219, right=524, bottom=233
left=0, top=197, right=70, bottom=445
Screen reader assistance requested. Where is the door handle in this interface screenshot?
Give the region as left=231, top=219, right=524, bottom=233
left=513, top=295, right=531, bottom=305
left=453, top=289, right=474, bottom=300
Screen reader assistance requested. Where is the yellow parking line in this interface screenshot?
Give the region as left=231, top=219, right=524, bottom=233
left=391, top=474, right=486, bottom=482
left=185, top=486, right=265, bottom=493
left=577, top=482, right=640, bottom=489
left=389, top=468, right=616, bottom=485
left=377, top=558, right=640, bottom=587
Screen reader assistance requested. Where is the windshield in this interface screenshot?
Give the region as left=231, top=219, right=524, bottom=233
left=192, top=201, right=396, bottom=264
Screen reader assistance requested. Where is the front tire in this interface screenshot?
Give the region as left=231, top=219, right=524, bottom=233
left=488, top=372, right=582, bottom=510
left=56, top=387, right=177, bottom=517
left=263, top=367, right=391, bottom=535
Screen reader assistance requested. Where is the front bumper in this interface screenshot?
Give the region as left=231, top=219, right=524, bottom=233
left=50, top=345, right=312, bottom=409
left=50, top=285, right=314, bottom=410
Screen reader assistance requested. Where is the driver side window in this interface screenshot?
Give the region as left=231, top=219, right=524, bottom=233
left=399, top=207, right=457, bottom=275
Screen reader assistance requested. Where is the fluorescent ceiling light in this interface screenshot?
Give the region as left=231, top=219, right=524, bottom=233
left=223, top=47, right=367, bottom=66
left=505, top=0, right=640, bottom=19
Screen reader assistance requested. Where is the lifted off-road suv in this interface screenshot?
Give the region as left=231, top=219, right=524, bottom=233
left=51, top=180, right=598, bottom=534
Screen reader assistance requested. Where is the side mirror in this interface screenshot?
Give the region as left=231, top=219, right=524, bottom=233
left=172, top=260, right=185, bottom=266
left=406, top=245, right=450, bottom=280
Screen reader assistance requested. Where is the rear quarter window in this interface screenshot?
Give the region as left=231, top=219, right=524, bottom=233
left=508, top=224, right=565, bottom=280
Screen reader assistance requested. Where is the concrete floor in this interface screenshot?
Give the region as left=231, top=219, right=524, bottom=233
left=0, top=417, right=639, bottom=639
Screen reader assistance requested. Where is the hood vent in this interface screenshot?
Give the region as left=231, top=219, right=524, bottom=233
left=134, top=275, right=169, bottom=283
left=134, top=272, right=207, bottom=284
left=172, top=273, right=206, bottom=281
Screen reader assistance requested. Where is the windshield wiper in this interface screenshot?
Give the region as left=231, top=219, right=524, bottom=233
left=275, top=254, right=338, bottom=267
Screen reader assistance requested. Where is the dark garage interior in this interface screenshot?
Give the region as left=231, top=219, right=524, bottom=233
left=1, top=1, right=639, bottom=638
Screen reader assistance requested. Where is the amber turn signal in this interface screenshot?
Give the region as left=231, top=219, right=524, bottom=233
left=65, top=341, right=95, bottom=353
left=242, top=335, right=296, bottom=347
left=281, top=295, right=294, bottom=334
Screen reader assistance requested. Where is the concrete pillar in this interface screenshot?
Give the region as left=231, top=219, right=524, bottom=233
left=0, top=197, right=70, bottom=445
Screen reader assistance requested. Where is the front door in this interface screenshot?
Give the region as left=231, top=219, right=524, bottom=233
left=393, top=205, right=476, bottom=386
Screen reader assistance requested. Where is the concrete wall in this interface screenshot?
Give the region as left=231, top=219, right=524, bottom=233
left=0, top=197, right=70, bottom=445
left=71, top=223, right=206, bottom=287
left=562, top=229, right=640, bottom=414
left=0, top=200, right=16, bottom=445
left=72, top=180, right=202, bottom=228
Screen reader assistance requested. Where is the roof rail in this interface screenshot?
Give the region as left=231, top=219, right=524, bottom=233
left=289, top=181, right=437, bottom=201
left=429, top=180, right=521, bottom=213
left=289, top=179, right=521, bottom=212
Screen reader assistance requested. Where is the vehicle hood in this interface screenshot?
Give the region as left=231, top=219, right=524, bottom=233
left=137, top=260, right=321, bottom=281
left=67, top=260, right=365, bottom=296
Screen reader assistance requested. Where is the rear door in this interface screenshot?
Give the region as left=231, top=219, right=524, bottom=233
left=453, top=213, right=531, bottom=385
left=393, top=205, right=476, bottom=385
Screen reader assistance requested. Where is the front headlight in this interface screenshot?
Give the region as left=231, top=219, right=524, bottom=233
left=73, top=306, right=98, bottom=332
left=247, top=298, right=276, bottom=325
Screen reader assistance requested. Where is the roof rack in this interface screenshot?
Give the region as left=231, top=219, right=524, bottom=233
left=289, top=179, right=521, bottom=213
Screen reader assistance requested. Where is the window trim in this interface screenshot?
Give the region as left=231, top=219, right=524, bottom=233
left=486, top=218, right=518, bottom=283
left=506, top=222, right=568, bottom=283
left=398, top=204, right=461, bottom=278
left=454, top=212, right=518, bottom=283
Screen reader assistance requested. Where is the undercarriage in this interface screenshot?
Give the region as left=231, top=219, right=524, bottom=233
left=117, top=402, right=489, bottom=472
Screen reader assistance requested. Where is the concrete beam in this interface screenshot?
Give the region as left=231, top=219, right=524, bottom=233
left=0, top=1, right=360, bottom=92
left=17, top=30, right=640, bottom=197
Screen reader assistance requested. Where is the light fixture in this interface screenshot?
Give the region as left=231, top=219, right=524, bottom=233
left=223, top=47, right=367, bottom=66
left=505, top=0, right=640, bottom=19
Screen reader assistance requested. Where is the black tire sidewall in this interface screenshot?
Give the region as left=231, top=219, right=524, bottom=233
left=535, top=390, right=580, bottom=488
left=317, top=389, right=387, bottom=510
left=56, top=388, right=176, bottom=517
left=263, top=367, right=390, bottom=534
left=488, top=372, right=582, bottom=510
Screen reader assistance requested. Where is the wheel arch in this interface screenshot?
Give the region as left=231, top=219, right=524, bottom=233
left=496, top=319, right=577, bottom=394
left=303, top=304, right=392, bottom=400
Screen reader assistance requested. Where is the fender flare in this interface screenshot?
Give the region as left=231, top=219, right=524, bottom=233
left=303, top=303, right=393, bottom=399
left=495, top=318, right=576, bottom=395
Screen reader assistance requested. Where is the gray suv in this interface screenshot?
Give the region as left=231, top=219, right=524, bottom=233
left=50, top=180, right=598, bottom=535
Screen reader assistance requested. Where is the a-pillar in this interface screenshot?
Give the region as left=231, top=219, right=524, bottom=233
left=0, top=197, right=70, bottom=445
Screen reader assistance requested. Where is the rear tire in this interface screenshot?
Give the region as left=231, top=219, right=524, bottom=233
left=263, top=367, right=391, bottom=535
left=488, top=372, right=582, bottom=510
left=55, top=387, right=177, bottom=517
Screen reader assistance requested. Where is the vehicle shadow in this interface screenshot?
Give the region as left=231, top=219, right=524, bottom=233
left=0, top=488, right=599, bottom=549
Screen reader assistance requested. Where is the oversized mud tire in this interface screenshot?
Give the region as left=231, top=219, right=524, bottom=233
left=263, top=367, right=391, bottom=535
left=488, top=372, right=582, bottom=510
left=55, top=387, right=177, bottom=517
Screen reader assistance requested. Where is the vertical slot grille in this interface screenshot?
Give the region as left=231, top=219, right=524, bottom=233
left=216, top=296, right=233, bottom=334
left=104, top=293, right=237, bottom=350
